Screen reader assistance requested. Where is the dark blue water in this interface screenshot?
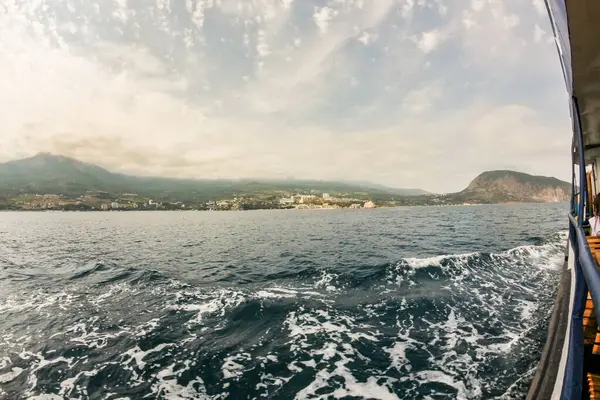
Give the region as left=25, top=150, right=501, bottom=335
left=0, top=204, right=568, bottom=399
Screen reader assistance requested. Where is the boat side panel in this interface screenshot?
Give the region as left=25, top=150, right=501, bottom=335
left=526, top=246, right=572, bottom=400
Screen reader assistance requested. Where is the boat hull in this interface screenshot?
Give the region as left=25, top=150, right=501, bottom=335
left=528, top=243, right=574, bottom=399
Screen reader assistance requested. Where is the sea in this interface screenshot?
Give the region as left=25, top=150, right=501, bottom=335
left=0, top=203, right=568, bottom=400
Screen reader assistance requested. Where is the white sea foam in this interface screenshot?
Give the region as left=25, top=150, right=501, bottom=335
left=314, top=270, right=339, bottom=292
left=0, top=290, right=77, bottom=314
left=167, top=289, right=247, bottom=325
left=63, top=319, right=129, bottom=349
left=151, top=361, right=209, bottom=399
left=253, top=286, right=326, bottom=300
left=517, top=299, right=537, bottom=321
left=294, top=343, right=399, bottom=400
left=221, top=353, right=251, bottom=380
left=0, top=229, right=567, bottom=398
left=413, top=370, right=470, bottom=400
left=89, top=283, right=137, bottom=307
left=17, top=352, right=74, bottom=396
left=121, top=343, right=172, bottom=370
left=284, top=292, right=511, bottom=398
left=255, top=290, right=296, bottom=299
left=283, top=306, right=399, bottom=399
left=0, top=367, right=23, bottom=383
left=256, top=372, right=292, bottom=391
left=381, top=231, right=565, bottom=397
left=0, top=356, right=11, bottom=369
left=262, top=287, right=298, bottom=295
left=287, top=311, right=350, bottom=337
left=405, top=254, right=449, bottom=269
left=59, top=369, right=98, bottom=398
left=384, top=331, right=417, bottom=372
left=135, top=318, right=161, bottom=337
left=266, top=355, right=278, bottom=362
left=402, top=238, right=564, bottom=274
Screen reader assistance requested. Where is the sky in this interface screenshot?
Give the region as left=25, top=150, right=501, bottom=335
left=0, top=0, right=572, bottom=193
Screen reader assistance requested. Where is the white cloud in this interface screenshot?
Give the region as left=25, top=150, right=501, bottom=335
left=416, top=30, right=445, bottom=53
left=186, top=0, right=212, bottom=29
left=256, top=30, right=271, bottom=57
left=471, top=0, right=484, bottom=12
left=503, top=14, right=520, bottom=29
left=469, top=105, right=569, bottom=171
left=313, top=6, right=336, bottom=34
left=113, top=0, right=129, bottom=23
left=457, top=1, right=541, bottom=71
left=0, top=0, right=572, bottom=193
left=401, top=0, right=415, bottom=18
left=358, top=31, right=377, bottom=45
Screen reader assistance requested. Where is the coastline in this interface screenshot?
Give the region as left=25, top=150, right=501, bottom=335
left=0, top=201, right=568, bottom=212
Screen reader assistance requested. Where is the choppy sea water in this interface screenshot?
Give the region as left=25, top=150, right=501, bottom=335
left=0, top=204, right=568, bottom=400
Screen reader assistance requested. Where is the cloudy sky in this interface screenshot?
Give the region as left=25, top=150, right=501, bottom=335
left=0, top=0, right=571, bottom=193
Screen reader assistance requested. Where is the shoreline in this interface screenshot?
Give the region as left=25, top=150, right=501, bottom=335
left=0, top=201, right=568, bottom=213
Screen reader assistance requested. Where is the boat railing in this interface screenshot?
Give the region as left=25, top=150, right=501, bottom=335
left=569, top=213, right=600, bottom=310
left=565, top=212, right=594, bottom=397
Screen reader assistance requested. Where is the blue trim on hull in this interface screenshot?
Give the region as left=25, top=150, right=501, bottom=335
left=564, top=220, right=586, bottom=399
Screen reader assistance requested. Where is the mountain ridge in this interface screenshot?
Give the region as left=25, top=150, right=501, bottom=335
left=0, top=153, right=428, bottom=200
left=458, top=170, right=571, bottom=203
left=0, top=154, right=571, bottom=205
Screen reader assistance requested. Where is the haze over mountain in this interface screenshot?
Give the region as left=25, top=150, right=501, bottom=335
left=0, top=1, right=572, bottom=193
left=0, top=153, right=428, bottom=201
left=0, top=154, right=570, bottom=205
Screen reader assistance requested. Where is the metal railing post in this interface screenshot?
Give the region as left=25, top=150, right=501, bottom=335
left=573, top=96, right=587, bottom=224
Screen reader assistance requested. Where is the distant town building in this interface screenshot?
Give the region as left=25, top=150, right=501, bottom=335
left=101, top=204, right=109, bottom=210
left=322, top=193, right=331, bottom=199
left=299, top=195, right=317, bottom=204
left=111, top=202, right=120, bottom=209
left=363, top=201, right=376, bottom=209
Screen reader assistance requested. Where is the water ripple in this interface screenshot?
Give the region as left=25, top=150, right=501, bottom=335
left=0, top=204, right=567, bottom=399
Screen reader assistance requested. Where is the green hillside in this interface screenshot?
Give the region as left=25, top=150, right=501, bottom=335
left=0, top=153, right=423, bottom=202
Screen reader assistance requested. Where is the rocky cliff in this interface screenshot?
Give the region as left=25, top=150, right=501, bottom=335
left=459, top=170, right=570, bottom=203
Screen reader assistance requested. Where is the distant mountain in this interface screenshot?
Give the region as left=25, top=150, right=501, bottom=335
left=0, top=153, right=426, bottom=201
left=0, top=153, right=122, bottom=194
left=0, top=155, right=570, bottom=205
left=456, top=170, right=570, bottom=203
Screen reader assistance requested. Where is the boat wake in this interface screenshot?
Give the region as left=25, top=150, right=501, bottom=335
left=0, top=231, right=566, bottom=399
